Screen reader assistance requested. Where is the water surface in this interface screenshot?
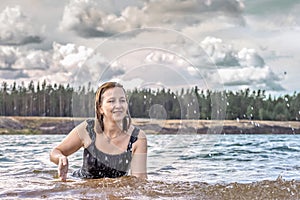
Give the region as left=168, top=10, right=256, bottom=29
left=0, top=134, right=300, bottom=199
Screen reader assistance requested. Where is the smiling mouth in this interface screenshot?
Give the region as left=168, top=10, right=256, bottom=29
left=113, top=111, right=123, bottom=114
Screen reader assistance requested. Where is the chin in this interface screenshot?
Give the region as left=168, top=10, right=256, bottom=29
left=112, top=114, right=125, bottom=122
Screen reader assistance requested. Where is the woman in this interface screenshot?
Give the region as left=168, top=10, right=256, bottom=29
left=50, top=82, right=147, bottom=181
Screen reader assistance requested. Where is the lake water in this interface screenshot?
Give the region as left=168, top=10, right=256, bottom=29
left=0, top=134, right=300, bottom=199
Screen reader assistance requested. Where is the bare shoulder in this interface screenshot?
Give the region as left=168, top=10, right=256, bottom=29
left=129, top=125, right=147, bottom=142
left=137, top=128, right=147, bottom=140
left=70, top=120, right=84, bottom=134
left=71, top=120, right=91, bottom=147
left=132, top=126, right=147, bottom=153
left=75, top=119, right=88, bottom=129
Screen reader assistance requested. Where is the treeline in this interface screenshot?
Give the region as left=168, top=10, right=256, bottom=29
left=1, top=81, right=300, bottom=121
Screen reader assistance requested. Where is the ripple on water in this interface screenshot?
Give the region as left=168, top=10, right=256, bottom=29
left=1, top=134, right=300, bottom=199
left=268, top=146, right=300, bottom=152
left=1, top=176, right=300, bottom=200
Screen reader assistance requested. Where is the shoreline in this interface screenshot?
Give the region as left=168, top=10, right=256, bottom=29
left=0, top=116, right=300, bottom=135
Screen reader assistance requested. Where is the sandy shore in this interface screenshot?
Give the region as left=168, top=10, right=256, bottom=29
left=0, top=116, right=300, bottom=134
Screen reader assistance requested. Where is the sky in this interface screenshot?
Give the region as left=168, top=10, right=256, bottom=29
left=0, top=0, right=299, bottom=96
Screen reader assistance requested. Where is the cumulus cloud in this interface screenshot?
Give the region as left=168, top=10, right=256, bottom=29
left=0, top=35, right=285, bottom=92
left=142, top=36, right=284, bottom=91
left=200, top=37, right=266, bottom=68
left=199, top=36, right=283, bottom=90
left=0, top=42, right=126, bottom=87
left=237, top=48, right=265, bottom=67
left=200, top=37, right=239, bottom=66
left=52, top=42, right=93, bottom=70
left=0, top=46, right=49, bottom=70
left=0, top=6, right=43, bottom=45
left=59, top=0, right=145, bottom=37
left=59, top=0, right=245, bottom=38
left=0, top=46, right=20, bottom=69
left=209, top=66, right=284, bottom=90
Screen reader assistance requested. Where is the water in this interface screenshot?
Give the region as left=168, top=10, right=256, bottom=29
left=0, top=134, right=300, bottom=199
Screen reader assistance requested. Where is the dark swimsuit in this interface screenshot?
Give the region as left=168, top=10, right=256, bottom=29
left=72, top=119, right=140, bottom=179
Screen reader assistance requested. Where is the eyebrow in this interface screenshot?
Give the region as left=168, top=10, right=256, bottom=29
left=106, top=97, right=126, bottom=100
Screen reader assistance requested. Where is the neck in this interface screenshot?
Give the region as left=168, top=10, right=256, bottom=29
left=103, top=118, right=123, bottom=137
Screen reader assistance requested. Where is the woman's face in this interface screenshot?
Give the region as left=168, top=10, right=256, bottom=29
left=99, top=87, right=128, bottom=122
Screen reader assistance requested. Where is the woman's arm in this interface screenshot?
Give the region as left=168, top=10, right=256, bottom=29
left=130, top=130, right=148, bottom=179
left=50, top=126, right=83, bottom=181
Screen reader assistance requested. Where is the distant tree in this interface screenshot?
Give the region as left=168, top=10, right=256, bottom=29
left=273, top=100, right=290, bottom=121
left=1, top=80, right=300, bottom=121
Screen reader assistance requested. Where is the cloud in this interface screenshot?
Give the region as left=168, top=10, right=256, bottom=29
left=210, top=66, right=284, bottom=90
left=141, top=36, right=284, bottom=91
left=0, top=46, right=20, bottom=69
left=52, top=42, right=93, bottom=70
left=237, top=48, right=265, bottom=67
left=0, top=6, right=44, bottom=45
left=74, top=51, right=126, bottom=86
left=59, top=0, right=145, bottom=37
left=200, top=37, right=239, bottom=66
left=0, top=41, right=126, bottom=87
left=0, top=36, right=286, bottom=92
left=0, top=70, right=29, bottom=79
left=199, top=36, right=284, bottom=90
left=0, top=46, right=49, bottom=70
left=59, top=0, right=245, bottom=38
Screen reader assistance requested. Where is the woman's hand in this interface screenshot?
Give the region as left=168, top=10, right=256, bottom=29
left=49, top=123, right=84, bottom=181
left=58, top=156, right=69, bottom=181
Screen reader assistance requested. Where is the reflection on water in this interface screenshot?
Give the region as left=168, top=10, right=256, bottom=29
left=0, top=134, right=300, bottom=199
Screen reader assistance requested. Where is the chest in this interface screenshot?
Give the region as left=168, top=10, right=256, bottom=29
left=94, top=133, right=131, bottom=155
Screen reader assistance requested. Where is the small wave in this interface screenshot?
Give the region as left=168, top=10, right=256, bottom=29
left=158, top=165, right=177, bottom=171
left=268, top=146, right=300, bottom=152
left=225, top=142, right=255, bottom=147
left=1, top=176, right=299, bottom=199
left=0, top=157, right=14, bottom=162
left=227, top=149, right=260, bottom=154
left=179, top=152, right=225, bottom=160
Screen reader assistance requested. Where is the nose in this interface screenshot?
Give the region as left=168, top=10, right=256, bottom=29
left=114, top=100, right=123, bottom=108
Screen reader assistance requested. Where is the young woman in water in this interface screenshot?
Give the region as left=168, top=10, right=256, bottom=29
left=50, top=82, right=147, bottom=181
